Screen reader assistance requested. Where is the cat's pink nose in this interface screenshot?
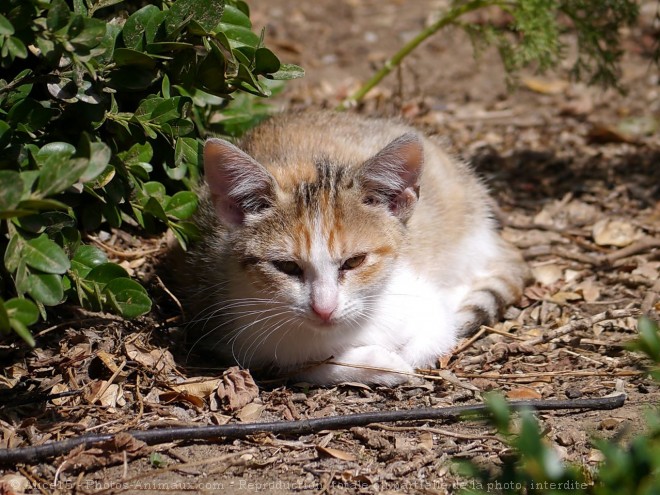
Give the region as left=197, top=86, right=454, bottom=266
left=311, top=302, right=336, bottom=322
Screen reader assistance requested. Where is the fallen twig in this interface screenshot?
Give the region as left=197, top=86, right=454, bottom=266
left=642, top=278, right=660, bottom=314
left=524, top=308, right=640, bottom=346
left=0, top=394, right=626, bottom=465
left=605, top=237, right=660, bottom=264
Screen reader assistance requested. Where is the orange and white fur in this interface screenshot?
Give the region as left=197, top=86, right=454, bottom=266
left=178, top=111, right=529, bottom=385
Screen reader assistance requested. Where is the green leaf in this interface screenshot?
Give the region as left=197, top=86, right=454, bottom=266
left=14, top=261, right=30, bottom=295
left=163, top=119, right=195, bottom=137
left=144, top=196, right=168, bottom=222
left=37, top=152, right=89, bottom=197
left=0, top=120, right=12, bottom=149
left=134, top=97, right=165, bottom=122
left=171, top=221, right=200, bottom=249
left=81, top=142, right=112, bottom=181
left=37, top=141, right=76, bottom=159
left=145, top=41, right=193, bottom=54
left=483, top=392, right=511, bottom=433
left=71, top=245, right=107, bottom=277
left=103, top=278, right=151, bottom=318
left=27, top=273, right=64, bottom=306
left=633, top=316, right=660, bottom=362
left=23, top=234, right=71, bottom=274
left=119, top=142, right=153, bottom=164
left=142, top=181, right=167, bottom=200
left=254, top=47, right=280, bottom=74
left=219, top=4, right=251, bottom=29
left=8, top=98, right=58, bottom=134
left=18, top=198, right=69, bottom=211
left=16, top=211, right=76, bottom=234
left=86, top=262, right=129, bottom=284
left=269, top=64, right=305, bottom=80
left=197, top=41, right=228, bottom=92
left=165, top=191, right=198, bottom=219
left=174, top=136, right=201, bottom=168
left=10, top=318, right=35, bottom=347
left=0, top=299, right=10, bottom=333
left=88, top=0, right=125, bottom=15
left=69, top=17, right=107, bottom=48
left=122, top=5, right=161, bottom=49
left=0, top=14, right=14, bottom=36
left=4, top=235, right=24, bottom=272
left=0, top=170, right=23, bottom=211
left=219, top=24, right=260, bottom=49
left=150, top=97, right=190, bottom=124
left=164, top=0, right=225, bottom=37
left=5, top=298, right=40, bottom=327
left=113, top=48, right=157, bottom=68
left=144, top=10, right=168, bottom=44
left=47, top=0, right=71, bottom=31
left=7, top=37, right=28, bottom=59
left=107, top=67, right=159, bottom=91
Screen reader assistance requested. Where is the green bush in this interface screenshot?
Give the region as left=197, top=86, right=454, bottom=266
left=458, top=317, right=660, bottom=495
left=0, top=0, right=302, bottom=345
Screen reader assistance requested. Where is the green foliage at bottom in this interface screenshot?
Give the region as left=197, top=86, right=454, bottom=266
left=458, top=317, right=660, bottom=494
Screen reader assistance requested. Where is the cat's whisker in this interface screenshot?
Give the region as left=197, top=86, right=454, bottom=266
left=186, top=303, right=289, bottom=360
left=244, top=315, right=299, bottom=367
left=228, top=310, right=294, bottom=365
left=274, top=319, right=306, bottom=363
left=186, top=298, right=284, bottom=326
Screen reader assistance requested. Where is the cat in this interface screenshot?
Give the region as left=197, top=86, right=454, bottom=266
left=173, top=110, right=530, bottom=386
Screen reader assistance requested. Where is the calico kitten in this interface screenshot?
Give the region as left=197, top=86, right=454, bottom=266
left=174, top=111, right=529, bottom=385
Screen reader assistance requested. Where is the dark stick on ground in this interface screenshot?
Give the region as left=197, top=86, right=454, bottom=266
left=0, top=393, right=626, bottom=465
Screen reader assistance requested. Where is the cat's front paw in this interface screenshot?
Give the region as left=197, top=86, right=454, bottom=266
left=296, top=345, right=417, bottom=386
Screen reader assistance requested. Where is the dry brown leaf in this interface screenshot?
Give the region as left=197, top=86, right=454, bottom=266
left=0, top=473, right=29, bottom=495
left=419, top=431, right=434, bottom=451
left=236, top=403, right=264, bottom=422
left=575, top=280, right=601, bottom=303
left=588, top=124, right=636, bottom=144
left=316, top=445, right=357, bottom=461
left=89, top=351, right=129, bottom=382
left=633, top=261, right=660, bottom=280
left=532, top=264, right=564, bottom=285
left=170, top=378, right=221, bottom=398
left=50, top=383, right=70, bottom=406
left=524, top=284, right=550, bottom=301
left=588, top=449, right=605, bottom=463
left=340, top=471, right=373, bottom=486
left=549, top=291, right=583, bottom=304
left=522, top=76, right=569, bottom=95
left=160, top=390, right=205, bottom=408
left=124, top=343, right=176, bottom=373
left=216, top=367, right=259, bottom=412
left=61, top=433, right=151, bottom=471
left=592, top=219, right=640, bottom=247
left=599, top=418, right=622, bottom=430
left=506, top=387, right=542, bottom=400
left=99, top=383, right=120, bottom=408
left=560, top=94, right=594, bottom=116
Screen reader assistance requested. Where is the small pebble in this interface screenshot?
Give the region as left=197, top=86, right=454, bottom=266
left=565, top=387, right=583, bottom=399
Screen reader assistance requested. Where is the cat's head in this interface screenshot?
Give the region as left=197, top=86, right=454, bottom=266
left=203, top=133, right=424, bottom=329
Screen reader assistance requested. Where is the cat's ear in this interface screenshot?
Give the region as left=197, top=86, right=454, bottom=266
left=204, top=138, right=275, bottom=227
left=360, top=133, right=423, bottom=222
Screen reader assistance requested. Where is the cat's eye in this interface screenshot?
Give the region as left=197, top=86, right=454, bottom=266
left=272, top=260, right=303, bottom=277
left=341, top=254, right=366, bottom=271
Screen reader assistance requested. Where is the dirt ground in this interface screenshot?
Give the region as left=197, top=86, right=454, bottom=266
left=1, top=0, right=659, bottom=494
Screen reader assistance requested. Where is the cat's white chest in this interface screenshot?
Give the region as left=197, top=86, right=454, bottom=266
left=355, top=263, right=467, bottom=367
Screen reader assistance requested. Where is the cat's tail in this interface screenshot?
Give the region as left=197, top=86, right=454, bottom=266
left=455, top=239, right=531, bottom=336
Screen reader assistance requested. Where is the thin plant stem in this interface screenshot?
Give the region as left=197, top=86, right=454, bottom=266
left=338, top=0, right=503, bottom=109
